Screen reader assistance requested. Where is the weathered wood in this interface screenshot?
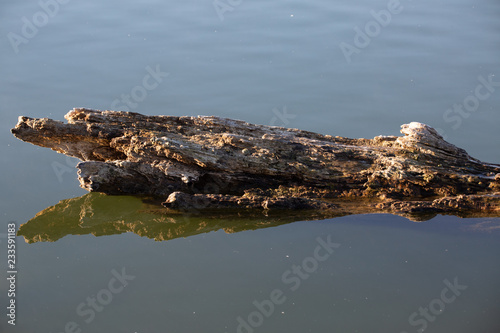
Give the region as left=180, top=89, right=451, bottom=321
left=11, top=108, right=500, bottom=215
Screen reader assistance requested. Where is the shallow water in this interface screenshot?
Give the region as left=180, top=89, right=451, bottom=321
left=1, top=0, right=499, bottom=332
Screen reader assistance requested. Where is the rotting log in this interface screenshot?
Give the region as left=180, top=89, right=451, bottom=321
left=11, top=108, right=500, bottom=216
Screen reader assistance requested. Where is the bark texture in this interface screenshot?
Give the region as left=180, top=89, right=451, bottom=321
left=11, top=108, right=500, bottom=215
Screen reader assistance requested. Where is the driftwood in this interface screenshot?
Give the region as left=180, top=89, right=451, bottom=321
left=11, top=108, right=500, bottom=216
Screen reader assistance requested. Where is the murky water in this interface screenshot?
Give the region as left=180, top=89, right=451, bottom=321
left=1, top=0, right=499, bottom=332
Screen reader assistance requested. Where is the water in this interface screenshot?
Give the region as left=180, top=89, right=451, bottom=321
left=1, top=0, right=499, bottom=332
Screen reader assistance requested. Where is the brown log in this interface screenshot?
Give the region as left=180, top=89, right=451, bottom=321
left=11, top=108, right=500, bottom=215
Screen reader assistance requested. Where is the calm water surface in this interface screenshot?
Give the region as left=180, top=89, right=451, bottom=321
left=1, top=0, right=499, bottom=332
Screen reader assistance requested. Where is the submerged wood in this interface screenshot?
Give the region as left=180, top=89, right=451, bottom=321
left=11, top=108, right=500, bottom=215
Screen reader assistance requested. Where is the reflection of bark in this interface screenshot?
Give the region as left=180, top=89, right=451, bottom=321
left=17, top=193, right=500, bottom=244
left=11, top=108, right=500, bottom=214
left=17, top=193, right=343, bottom=243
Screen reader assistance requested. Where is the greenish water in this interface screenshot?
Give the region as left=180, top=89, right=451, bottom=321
left=5, top=196, right=500, bottom=333
left=1, top=0, right=500, bottom=332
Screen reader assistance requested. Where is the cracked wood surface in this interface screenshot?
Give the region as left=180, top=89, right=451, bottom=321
left=11, top=108, right=500, bottom=215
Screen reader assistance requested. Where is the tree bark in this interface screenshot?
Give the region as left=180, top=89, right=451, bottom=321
left=11, top=108, right=500, bottom=215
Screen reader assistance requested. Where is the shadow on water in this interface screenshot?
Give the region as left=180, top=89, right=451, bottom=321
left=17, top=193, right=500, bottom=243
